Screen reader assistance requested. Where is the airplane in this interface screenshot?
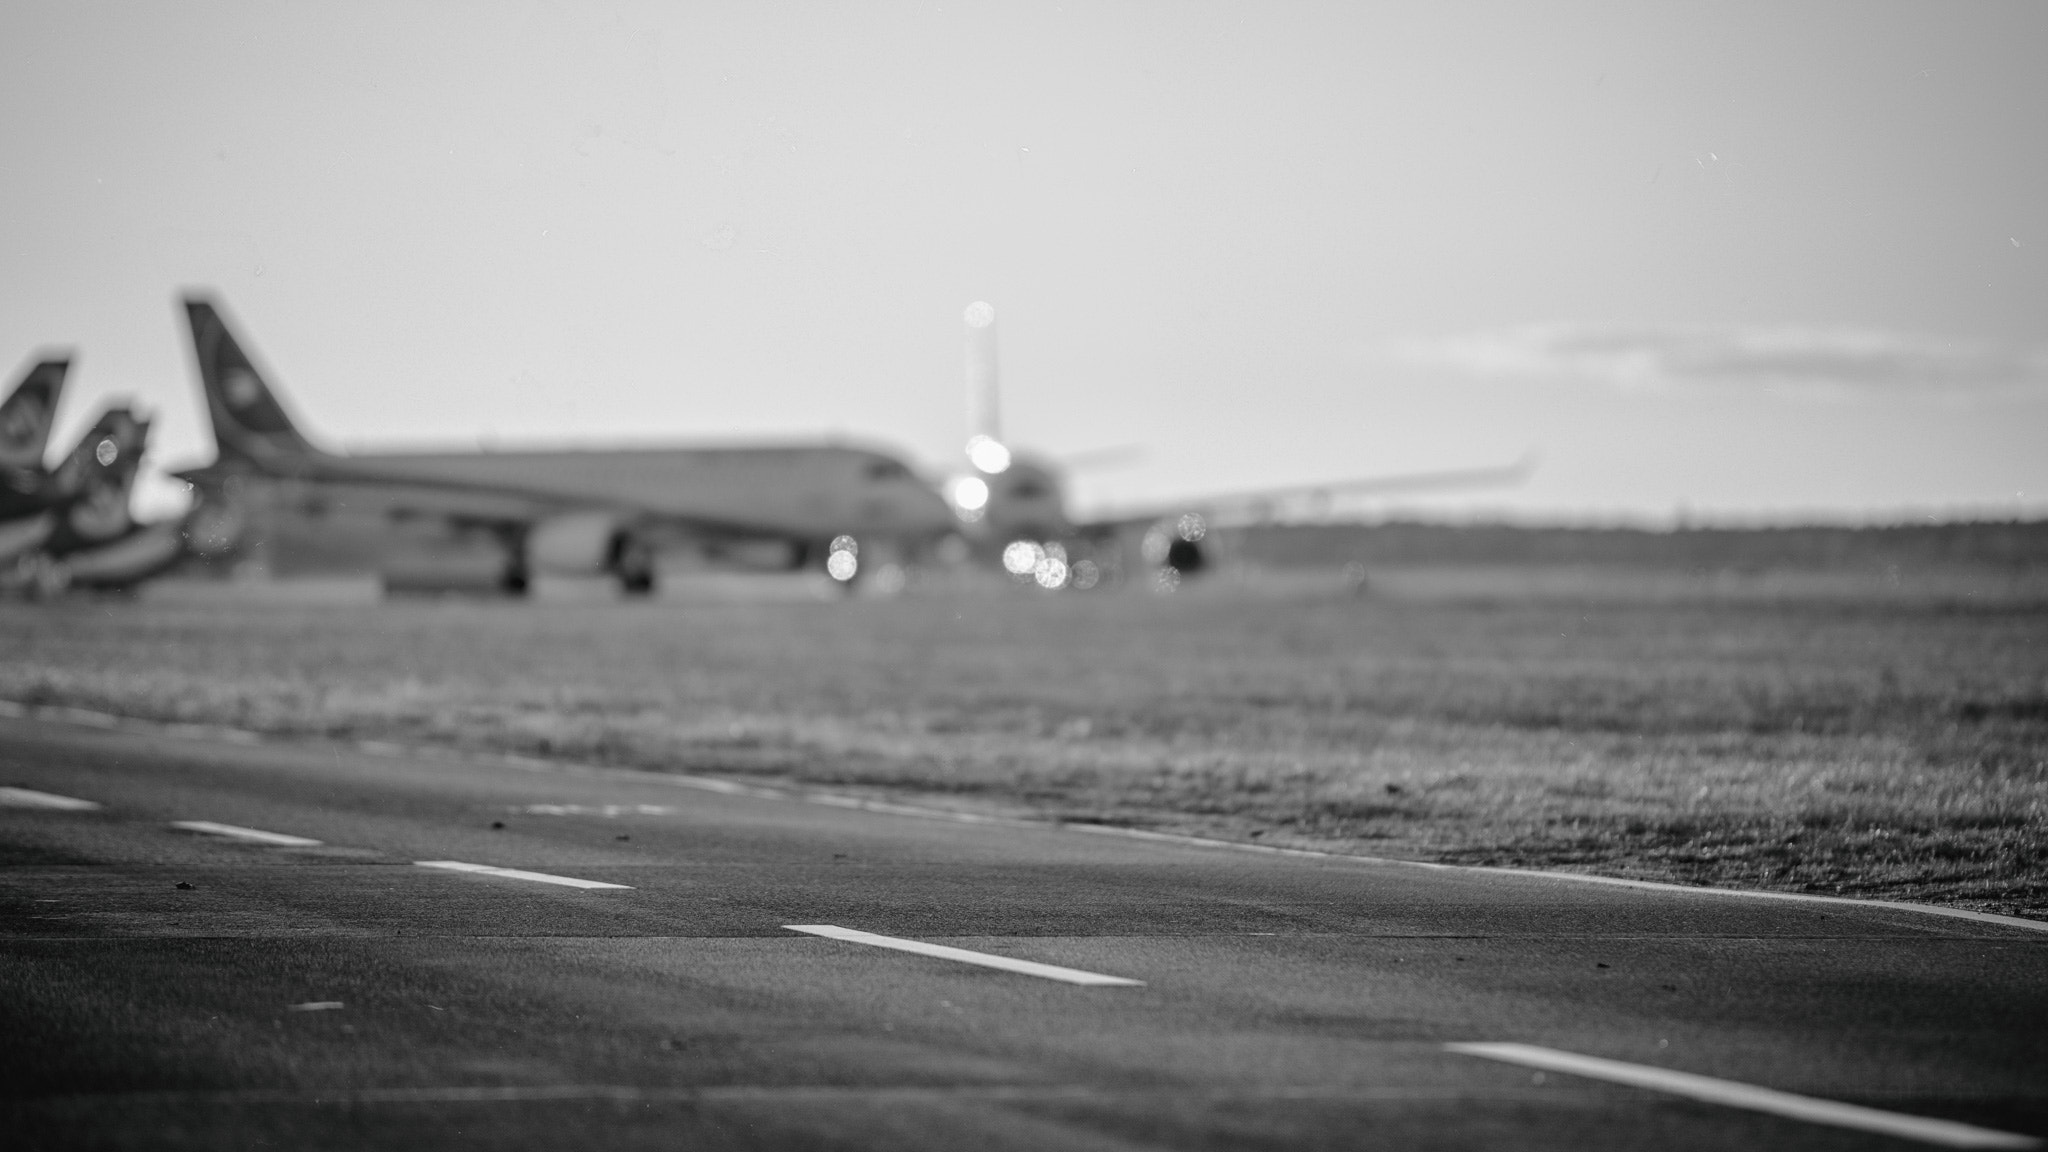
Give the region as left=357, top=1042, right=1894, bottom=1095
left=0, top=349, right=189, bottom=596
left=169, top=292, right=1527, bottom=598
left=173, top=295, right=961, bottom=594
left=25, top=405, right=189, bottom=593
left=939, top=301, right=1534, bottom=591
left=0, top=355, right=74, bottom=564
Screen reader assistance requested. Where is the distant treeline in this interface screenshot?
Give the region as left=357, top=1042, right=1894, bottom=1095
left=1230, top=520, right=2048, bottom=572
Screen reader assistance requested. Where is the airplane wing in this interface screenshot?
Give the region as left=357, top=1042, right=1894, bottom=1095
left=1077, top=454, right=1538, bottom=532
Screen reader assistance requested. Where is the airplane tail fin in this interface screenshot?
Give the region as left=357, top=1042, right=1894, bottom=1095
left=51, top=405, right=150, bottom=545
left=182, top=295, right=320, bottom=465
left=0, top=356, right=70, bottom=471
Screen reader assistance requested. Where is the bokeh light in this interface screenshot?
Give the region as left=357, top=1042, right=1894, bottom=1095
left=1141, top=524, right=1171, bottom=565
left=1001, top=539, right=1042, bottom=575
left=950, top=475, right=990, bottom=513
left=966, top=434, right=1012, bottom=475
left=868, top=562, right=906, bottom=595
left=826, top=549, right=858, bottom=581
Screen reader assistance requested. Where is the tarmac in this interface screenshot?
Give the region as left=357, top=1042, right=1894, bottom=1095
left=1, top=712, right=2042, bottom=1150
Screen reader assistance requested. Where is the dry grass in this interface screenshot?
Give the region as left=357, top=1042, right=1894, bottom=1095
left=2, top=576, right=2044, bottom=918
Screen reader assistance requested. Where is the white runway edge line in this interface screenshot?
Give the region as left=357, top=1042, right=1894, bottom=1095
left=170, top=820, right=323, bottom=847
left=506, top=753, right=2048, bottom=936
left=1059, top=824, right=2048, bottom=934
left=414, top=860, right=632, bottom=890
left=0, top=786, right=102, bottom=811
left=785, top=925, right=1144, bottom=987
left=1481, top=867, right=2048, bottom=935
left=1447, top=1043, right=2041, bottom=1150
left=10, top=701, right=2044, bottom=935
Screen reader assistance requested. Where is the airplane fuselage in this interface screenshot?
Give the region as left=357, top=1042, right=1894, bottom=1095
left=183, top=438, right=960, bottom=588
left=337, top=441, right=955, bottom=542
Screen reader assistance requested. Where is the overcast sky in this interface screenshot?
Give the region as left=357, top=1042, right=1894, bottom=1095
left=2, top=1, right=2043, bottom=522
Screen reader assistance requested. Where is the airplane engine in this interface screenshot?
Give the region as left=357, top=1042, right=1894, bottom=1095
left=1141, top=513, right=1209, bottom=578
left=181, top=490, right=246, bottom=558
left=524, top=511, right=655, bottom=593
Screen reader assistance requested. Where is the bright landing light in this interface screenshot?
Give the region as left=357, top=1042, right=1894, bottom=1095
left=965, top=434, right=1011, bottom=475
left=950, top=475, right=990, bottom=512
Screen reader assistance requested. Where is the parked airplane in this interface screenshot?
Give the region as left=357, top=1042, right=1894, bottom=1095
left=0, top=355, right=73, bottom=564
left=174, top=295, right=959, bottom=593
left=166, top=292, right=1525, bottom=597
left=32, top=405, right=188, bottom=592
left=941, top=302, right=1533, bottom=590
left=0, top=353, right=188, bottom=596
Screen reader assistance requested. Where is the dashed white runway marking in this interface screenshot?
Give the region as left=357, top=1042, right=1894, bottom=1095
left=287, top=1001, right=345, bottom=1012
left=1446, top=1043, right=2040, bottom=1149
left=0, top=786, right=101, bottom=810
left=784, top=925, right=1144, bottom=987
left=413, top=860, right=632, bottom=889
left=519, top=803, right=677, bottom=817
left=171, top=820, right=323, bottom=847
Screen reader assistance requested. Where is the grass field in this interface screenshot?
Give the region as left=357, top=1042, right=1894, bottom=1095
left=3, top=571, right=2044, bottom=918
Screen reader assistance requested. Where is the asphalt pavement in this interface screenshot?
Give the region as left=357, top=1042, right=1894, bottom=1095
left=1, top=711, right=2043, bottom=1150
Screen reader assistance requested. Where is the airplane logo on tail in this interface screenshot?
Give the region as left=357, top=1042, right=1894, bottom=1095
left=223, top=368, right=263, bottom=410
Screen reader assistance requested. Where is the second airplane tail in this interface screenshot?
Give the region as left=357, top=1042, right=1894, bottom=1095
left=47, top=405, right=151, bottom=550
left=183, top=295, right=322, bottom=467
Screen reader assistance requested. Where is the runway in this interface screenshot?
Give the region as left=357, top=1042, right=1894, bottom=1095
left=2, top=713, right=2042, bottom=1150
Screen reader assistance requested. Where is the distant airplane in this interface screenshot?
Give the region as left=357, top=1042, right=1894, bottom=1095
left=33, top=405, right=187, bottom=592
left=0, top=352, right=187, bottom=596
left=174, top=295, right=959, bottom=593
left=0, top=355, right=73, bottom=565
left=941, top=302, right=1534, bottom=589
left=162, top=292, right=1525, bottom=598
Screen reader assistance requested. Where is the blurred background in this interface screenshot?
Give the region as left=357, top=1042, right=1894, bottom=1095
left=1, top=0, right=2043, bottom=524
